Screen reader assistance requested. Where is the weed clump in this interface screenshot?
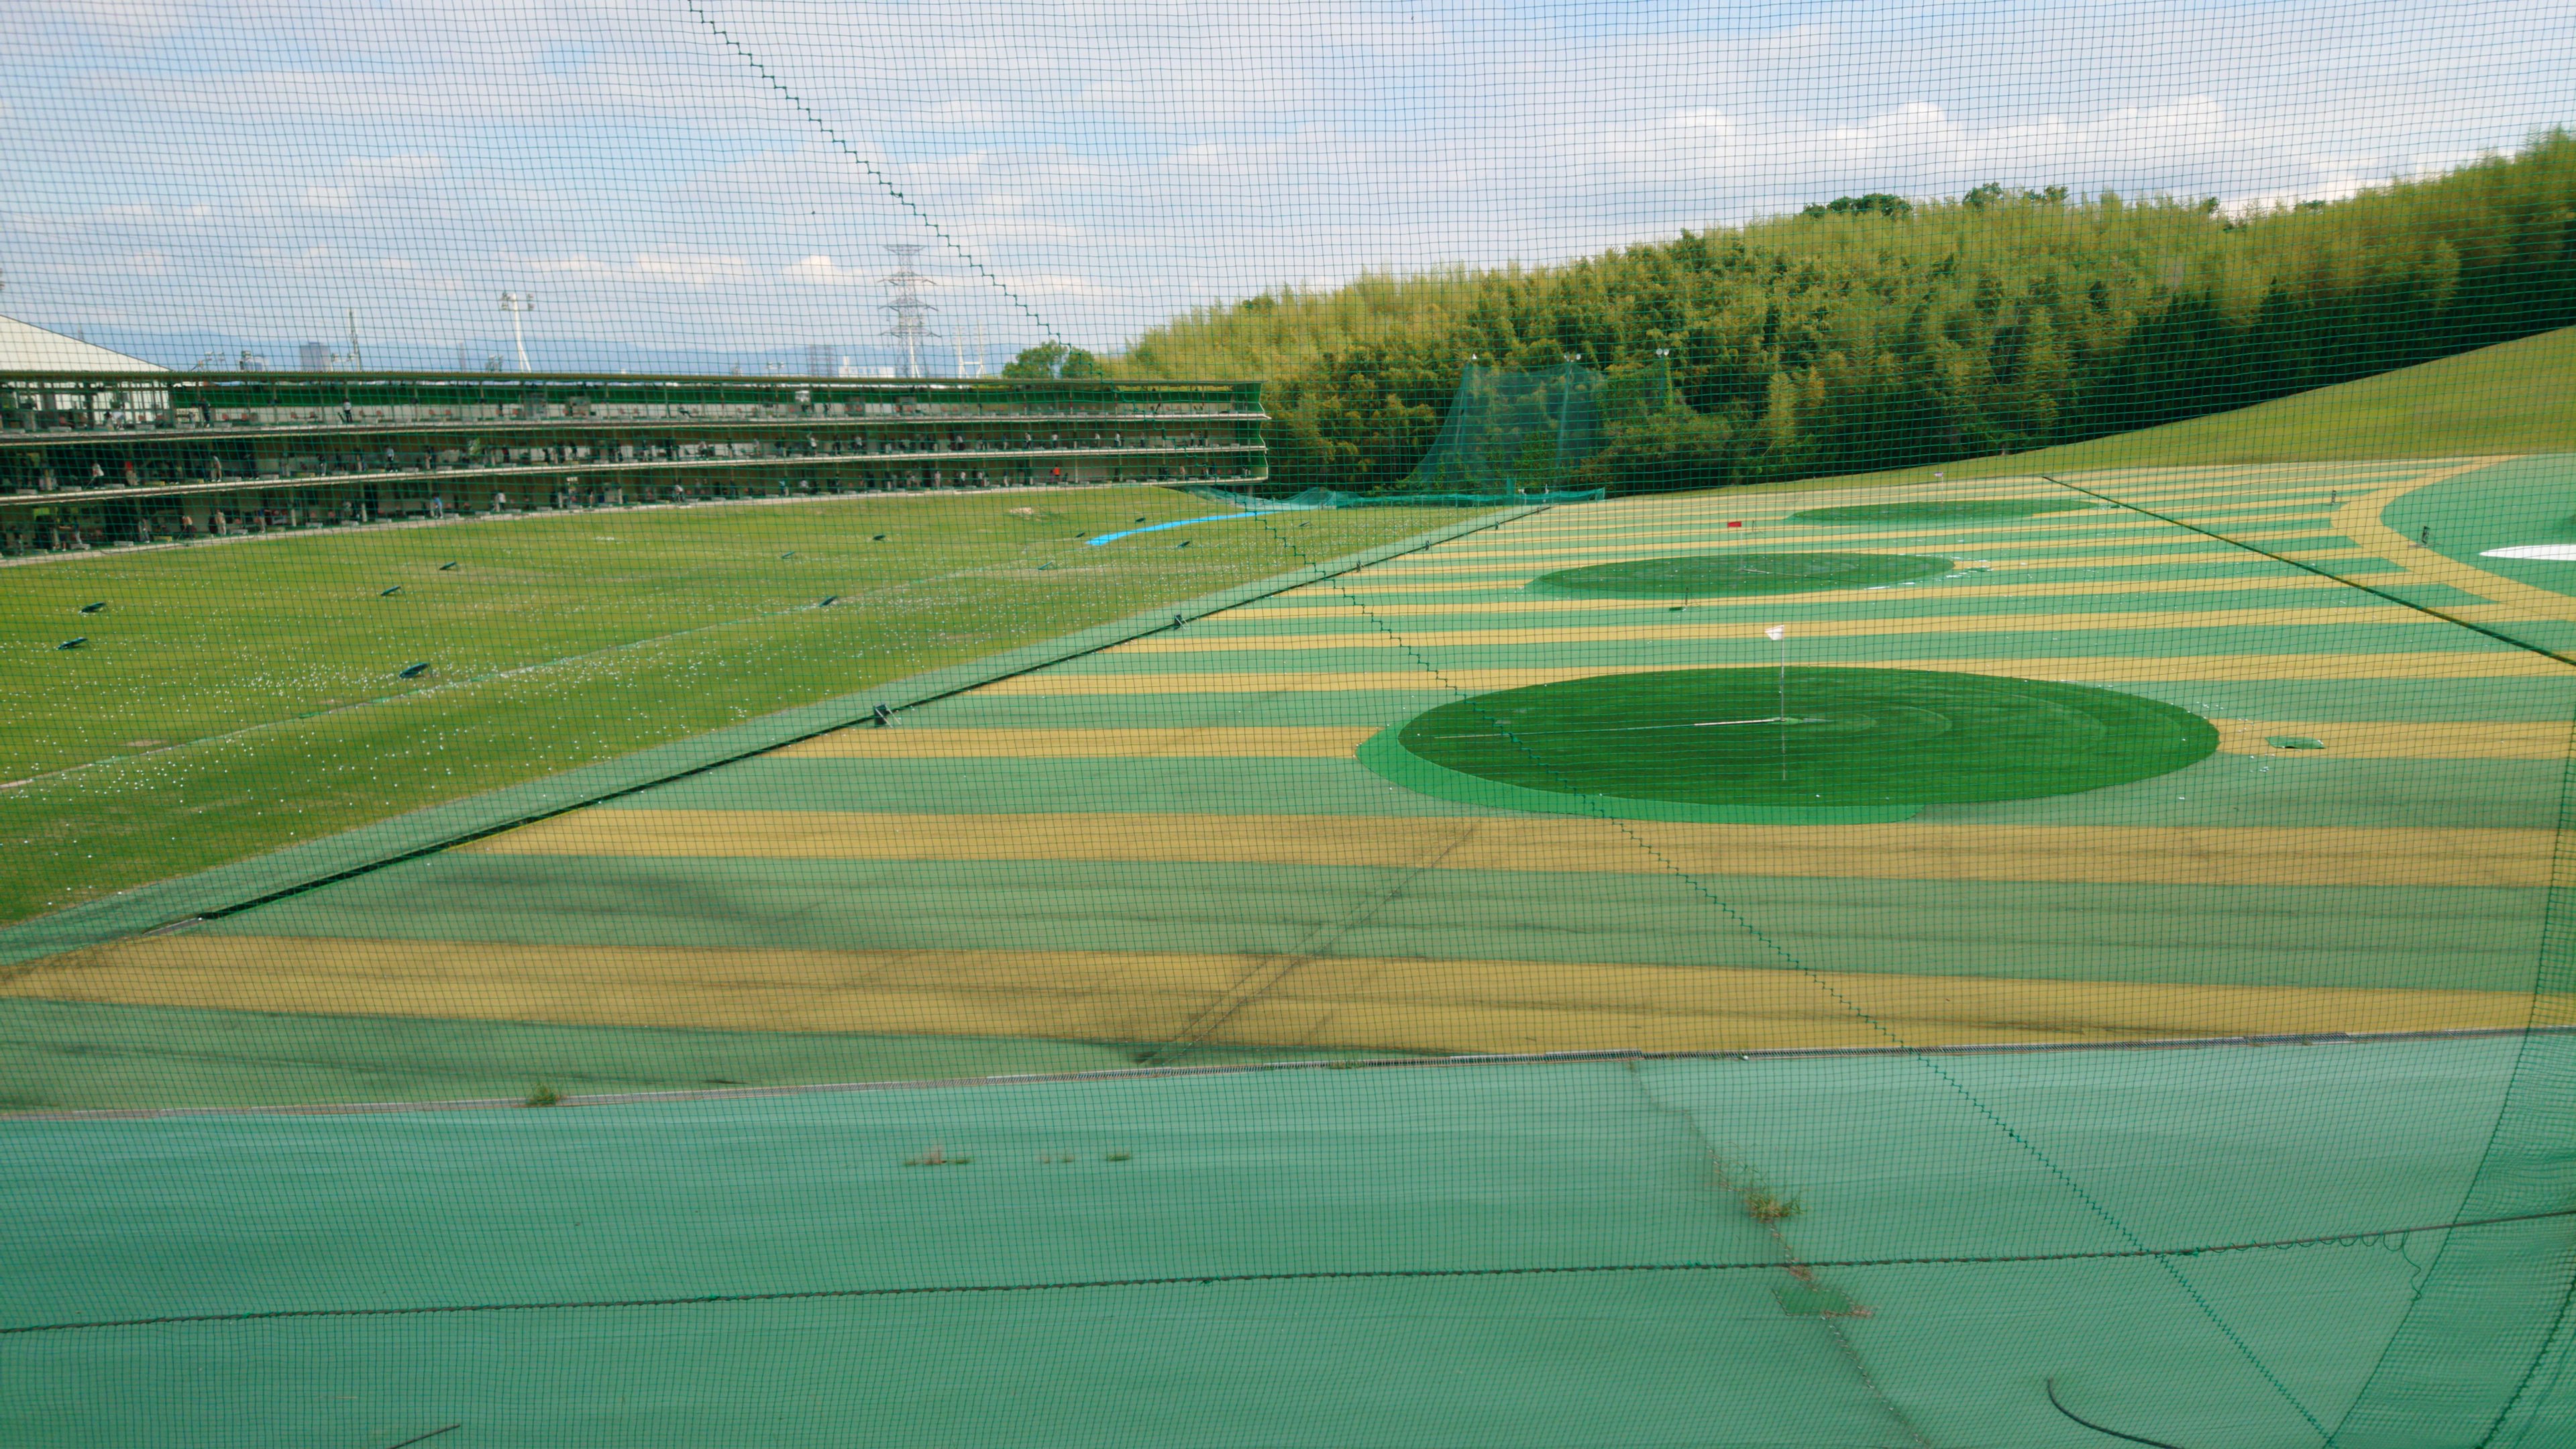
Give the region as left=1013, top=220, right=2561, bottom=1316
left=1741, top=1186, right=1803, bottom=1224
left=523, top=1081, right=561, bottom=1108
left=1713, top=1156, right=1803, bottom=1225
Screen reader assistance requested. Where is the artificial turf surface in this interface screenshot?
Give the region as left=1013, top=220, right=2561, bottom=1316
left=0, top=489, right=1452, bottom=924
left=1378, top=666, right=2222, bottom=812
left=22, top=455, right=2569, bottom=1101
left=9, top=354, right=2576, bottom=1103
left=2390, top=451, right=2576, bottom=598
left=7, top=1038, right=2563, bottom=1446
left=9, top=344, right=2576, bottom=1446
left=1788, top=498, right=2102, bottom=524
left=1525, top=551, right=1953, bottom=597
left=0, top=997, right=1402, bottom=1112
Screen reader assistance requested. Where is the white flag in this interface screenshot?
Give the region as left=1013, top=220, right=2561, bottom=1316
left=1764, top=625, right=1786, bottom=641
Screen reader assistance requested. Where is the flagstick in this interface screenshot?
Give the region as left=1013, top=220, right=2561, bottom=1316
left=1776, top=636, right=1788, bottom=782
left=1764, top=625, right=1789, bottom=782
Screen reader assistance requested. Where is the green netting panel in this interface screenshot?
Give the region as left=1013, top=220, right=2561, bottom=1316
left=9, top=5, right=2576, bottom=1445
left=1387, top=361, right=1669, bottom=496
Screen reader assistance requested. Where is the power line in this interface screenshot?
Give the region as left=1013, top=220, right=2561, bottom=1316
left=2037, top=472, right=2576, bottom=669
left=11, top=1205, right=2563, bottom=1338
left=680, top=0, right=1061, bottom=346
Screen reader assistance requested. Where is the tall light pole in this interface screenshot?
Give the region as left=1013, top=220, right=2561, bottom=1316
left=499, top=292, right=535, bottom=372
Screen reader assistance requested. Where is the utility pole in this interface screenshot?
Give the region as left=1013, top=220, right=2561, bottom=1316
left=499, top=292, right=535, bottom=372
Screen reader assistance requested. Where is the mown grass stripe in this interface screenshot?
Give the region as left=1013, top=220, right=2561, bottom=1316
left=1475, top=508, right=2327, bottom=551
left=771, top=727, right=1375, bottom=759
left=1232, top=574, right=2394, bottom=619
left=462, top=808, right=2555, bottom=889
left=741, top=720, right=2561, bottom=762
left=2330, top=479, right=2576, bottom=624
left=2208, top=720, right=2570, bottom=759
left=11, top=935, right=2555, bottom=1055
left=1349, top=549, right=2383, bottom=586
left=980, top=654, right=2571, bottom=694
left=1110, top=606, right=2479, bottom=654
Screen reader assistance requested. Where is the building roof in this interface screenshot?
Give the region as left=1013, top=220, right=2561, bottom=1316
left=0, top=314, right=164, bottom=372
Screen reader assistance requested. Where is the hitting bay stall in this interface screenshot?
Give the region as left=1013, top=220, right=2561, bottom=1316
left=0, top=372, right=1267, bottom=553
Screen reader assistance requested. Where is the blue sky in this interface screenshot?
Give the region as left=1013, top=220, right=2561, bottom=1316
left=4, top=0, right=2572, bottom=360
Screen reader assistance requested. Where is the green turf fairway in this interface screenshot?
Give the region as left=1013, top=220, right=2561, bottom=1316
left=1526, top=551, right=1952, bottom=598
left=1367, top=667, right=2220, bottom=818
left=4, top=1039, right=2567, bottom=1447
left=11, top=453, right=2576, bottom=1095
left=207, top=854, right=2547, bottom=991
left=1788, top=498, right=2100, bottom=524
left=2390, top=452, right=2576, bottom=599
left=6, top=361, right=2575, bottom=1449
left=0, top=491, right=1451, bottom=924
left=0, top=998, right=1405, bottom=1112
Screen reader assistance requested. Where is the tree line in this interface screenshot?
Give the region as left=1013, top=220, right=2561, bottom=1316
left=1089, top=131, right=2576, bottom=493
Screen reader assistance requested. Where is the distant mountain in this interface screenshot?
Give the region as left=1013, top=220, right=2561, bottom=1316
left=59, top=329, right=984, bottom=378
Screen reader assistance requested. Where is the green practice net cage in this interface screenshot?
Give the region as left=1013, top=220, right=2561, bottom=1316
left=6, top=3, right=2576, bottom=1446
left=1394, top=360, right=1615, bottom=494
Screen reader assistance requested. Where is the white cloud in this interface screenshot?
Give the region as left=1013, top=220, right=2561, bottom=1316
left=998, top=272, right=1108, bottom=299
left=3, top=0, right=2570, bottom=350
left=503, top=251, right=754, bottom=286
left=785, top=253, right=863, bottom=284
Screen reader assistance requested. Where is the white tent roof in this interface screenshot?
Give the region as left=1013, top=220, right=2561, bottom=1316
left=0, top=314, right=163, bottom=372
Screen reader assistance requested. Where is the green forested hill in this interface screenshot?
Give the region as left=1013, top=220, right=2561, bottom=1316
left=1116, top=133, right=2576, bottom=494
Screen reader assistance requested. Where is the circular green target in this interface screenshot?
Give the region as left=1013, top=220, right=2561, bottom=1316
left=1790, top=498, right=2098, bottom=525
left=1527, top=552, right=1952, bottom=598
left=1360, top=667, right=2216, bottom=822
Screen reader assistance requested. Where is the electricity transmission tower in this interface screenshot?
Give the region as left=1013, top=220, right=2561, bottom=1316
left=880, top=245, right=938, bottom=378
